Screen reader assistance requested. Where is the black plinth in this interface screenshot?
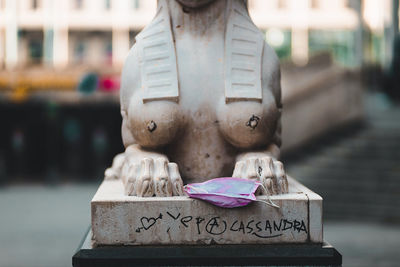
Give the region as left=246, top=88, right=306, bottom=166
left=72, top=228, right=342, bottom=267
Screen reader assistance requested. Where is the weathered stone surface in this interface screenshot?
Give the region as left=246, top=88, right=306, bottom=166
left=107, top=0, right=288, bottom=198
left=291, top=178, right=324, bottom=243
left=91, top=176, right=322, bottom=246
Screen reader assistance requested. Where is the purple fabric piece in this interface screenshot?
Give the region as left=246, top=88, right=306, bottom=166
left=184, top=177, right=260, bottom=208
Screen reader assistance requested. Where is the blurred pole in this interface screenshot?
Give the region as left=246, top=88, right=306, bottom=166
left=11, top=128, right=25, bottom=179
left=43, top=29, right=54, bottom=66
left=45, top=101, right=60, bottom=184
left=63, top=117, right=83, bottom=179
left=112, top=29, right=130, bottom=68
left=384, top=0, right=399, bottom=70
left=112, top=0, right=131, bottom=68
left=0, top=152, right=5, bottom=185
left=4, top=0, right=18, bottom=70
left=53, top=28, right=69, bottom=68
left=354, top=0, right=364, bottom=68
left=0, top=29, right=4, bottom=69
left=43, top=0, right=54, bottom=66
left=291, top=29, right=309, bottom=66
left=52, top=0, right=69, bottom=69
left=92, top=126, right=109, bottom=179
left=393, top=0, right=399, bottom=34
left=290, top=0, right=309, bottom=66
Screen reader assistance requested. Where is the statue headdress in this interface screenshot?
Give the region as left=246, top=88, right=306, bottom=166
left=135, top=0, right=264, bottom=103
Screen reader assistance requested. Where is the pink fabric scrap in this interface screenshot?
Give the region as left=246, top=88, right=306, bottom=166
left=184, top=177, right=261, bottom=208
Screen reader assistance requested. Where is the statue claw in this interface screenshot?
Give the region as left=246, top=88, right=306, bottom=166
left=232, top=156, right=288, bottom=195
left=122, top=157, right=184, bottom=197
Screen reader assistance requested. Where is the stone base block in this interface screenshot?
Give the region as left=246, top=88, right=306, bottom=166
left=73, top=229, right=341, bottom=267
left=91, top=177, right=322, bottom=246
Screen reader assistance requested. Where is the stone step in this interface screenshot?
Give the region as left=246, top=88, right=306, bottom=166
left=284, top=93, right=400, bottom=223
left=289, top=158, right=400, bottom=173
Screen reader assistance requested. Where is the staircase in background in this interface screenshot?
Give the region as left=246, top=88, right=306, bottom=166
left=284, top=92, right=400, bottom=223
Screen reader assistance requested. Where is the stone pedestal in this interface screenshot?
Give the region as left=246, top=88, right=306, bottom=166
left=73, top=228, right=341, bottom=267
left=91, top=177, right=322, bottom=246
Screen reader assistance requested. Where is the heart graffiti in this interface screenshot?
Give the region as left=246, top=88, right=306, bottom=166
left=140, top=217, right=157, bottom=230
left=135, top=213, right=163, bottom=233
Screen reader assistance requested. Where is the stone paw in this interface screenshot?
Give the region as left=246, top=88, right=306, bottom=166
left=104, top=153, right=125, bottom=180
left=121, top=157, right=184, bottom=197
left=232, top=157, right=288, bottom=195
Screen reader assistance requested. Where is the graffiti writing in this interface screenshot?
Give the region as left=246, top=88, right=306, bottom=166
left=134, top=211, right=307, bottom=239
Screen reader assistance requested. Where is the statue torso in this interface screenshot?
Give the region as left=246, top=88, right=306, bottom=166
left=166, top=27, right=236, bottom=183
left=116, top=0, right=285, bottom=198
left=125, top=3, right=279, bottom=183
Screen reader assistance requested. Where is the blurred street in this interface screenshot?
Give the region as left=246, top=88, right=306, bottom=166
left=0, top=183, right=98, bottom=267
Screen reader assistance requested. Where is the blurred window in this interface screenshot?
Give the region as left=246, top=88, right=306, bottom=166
left=105, top=41, right=112, bottom=64
left=105, top=0, right=111, bottom=10
left=133, top=0, right=140, bottom=10
left=277, top=0, right=286, bottom=9
left=309, top=30, right=355, bottom=67
left=311, top=0, right=319, bottom=9
left=74, top=40, right=85, bottom=63
left=31, top=0, right=40, bottom=10
left=74, top=0, right=83, bottom=10
left=28, top=39, right=43, bottom=64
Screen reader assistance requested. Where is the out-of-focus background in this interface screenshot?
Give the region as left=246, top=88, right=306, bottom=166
left=0, top=0, right=399, bottom=266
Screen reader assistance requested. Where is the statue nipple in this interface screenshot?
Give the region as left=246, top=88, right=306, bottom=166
left=147, top=121, right=157, bottom=132
left=246, top=115, right=260, bottom=129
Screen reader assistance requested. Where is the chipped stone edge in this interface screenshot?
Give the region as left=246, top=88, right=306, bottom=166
left=288, top=177, right=323, bottom=243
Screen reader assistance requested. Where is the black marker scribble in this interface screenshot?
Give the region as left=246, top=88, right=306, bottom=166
left=252, top=233, right=283, bottom=239
left=135, top=213, right=163, bottom=233
left=205, top=217, right=227, bottom=235
left=196, top=217, right=205, bottom=235
left=134, top=212, right=307, bottom=240
left=180, top=216, right=193, bottom=228
left=166, top=211, right=181, bottom=220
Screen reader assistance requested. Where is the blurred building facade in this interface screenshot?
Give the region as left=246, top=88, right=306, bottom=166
left=0, top=0, right=157, bottom=70
left=0, top=0, right=397, bottom=183
left=0, top=0, right=398, bottom=70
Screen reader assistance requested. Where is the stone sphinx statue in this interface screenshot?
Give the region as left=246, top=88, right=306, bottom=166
left=86, top=0, right=326, bottom=249
left=105, top=0, right=288, bottom=198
